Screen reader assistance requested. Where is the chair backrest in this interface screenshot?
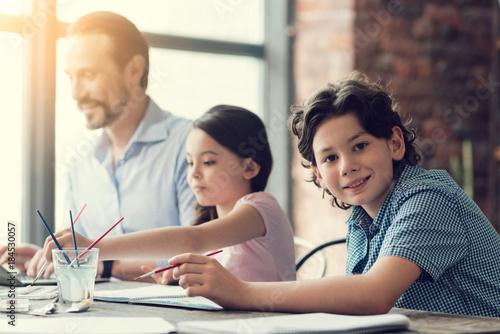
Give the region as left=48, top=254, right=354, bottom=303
left=295, top=237, right=347, bottom=278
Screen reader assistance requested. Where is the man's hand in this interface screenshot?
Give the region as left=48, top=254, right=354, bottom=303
left=0, top=243, right=40, bottom=274
left=26, top=248, right=55, bottom=278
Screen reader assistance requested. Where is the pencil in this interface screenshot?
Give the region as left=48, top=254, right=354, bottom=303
left=133, top=249, right=223, bottom=280
left=73, top=203, right=87, bottom=224
left=30, top=262, right=48, bottom=286
left=67, top=217, right=124, bottom=267
left=31, top=204, right=86, bottom=285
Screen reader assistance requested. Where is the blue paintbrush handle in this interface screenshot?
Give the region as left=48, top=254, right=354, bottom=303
left=36, top=210, right=71, bottom=265
left=70, top=210, right=80, bottom=267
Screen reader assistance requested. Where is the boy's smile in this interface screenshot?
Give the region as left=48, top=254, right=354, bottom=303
left=311, top=113, right=405, bottom=218
left=344, top=175, right=370, bottom=190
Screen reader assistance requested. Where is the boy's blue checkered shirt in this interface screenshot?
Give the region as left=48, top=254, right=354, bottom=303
left=346, top=165, right=500, bottom=317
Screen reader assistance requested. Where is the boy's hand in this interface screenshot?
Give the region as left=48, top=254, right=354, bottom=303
left=140, top=265, right=177, bottom=285
left=170, top=253, right=248, bottom=309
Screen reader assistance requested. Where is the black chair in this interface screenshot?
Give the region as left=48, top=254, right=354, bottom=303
left=295, top=237, right=347, bottom=276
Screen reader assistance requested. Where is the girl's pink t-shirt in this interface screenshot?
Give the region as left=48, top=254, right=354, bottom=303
left=212, top=192, right=296, bottom=282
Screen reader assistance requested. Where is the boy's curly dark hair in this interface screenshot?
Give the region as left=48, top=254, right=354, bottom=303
left=288, top=71, right=421, bottom=209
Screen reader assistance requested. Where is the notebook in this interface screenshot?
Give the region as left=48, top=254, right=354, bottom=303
left=0, top=264, right=109, bottom=287
left=94, top=284, right=223, bottom=311
left=176, top=312, right=410, bottom=334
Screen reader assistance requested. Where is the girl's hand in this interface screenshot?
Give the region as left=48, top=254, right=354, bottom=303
left=140, top=265, right=177, bottom=285
left=170, top=253, right=248, bottom=309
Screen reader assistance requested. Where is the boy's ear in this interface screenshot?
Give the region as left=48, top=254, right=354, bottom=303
left=311, top=165, right=328, bottom=190
left=243, top=159, right=261, bottom=180
left=389, top=126, right=406, bottom=161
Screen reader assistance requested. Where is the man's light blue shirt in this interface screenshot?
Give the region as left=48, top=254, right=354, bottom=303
left=67, top=98, right=196, bottom=239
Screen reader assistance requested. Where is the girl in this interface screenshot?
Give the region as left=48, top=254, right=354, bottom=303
left=43, top=105, right=296, bottom=283
left=167, top=72, right=500, bottom=317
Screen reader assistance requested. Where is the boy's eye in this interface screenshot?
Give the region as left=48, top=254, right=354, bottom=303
left=354, top=143, right=367, bottom=151
left=185, top=160, right=193, bottom=167
left=204, top=160, right=215, bottom=166
left=324, top=154, right=338, bottom=163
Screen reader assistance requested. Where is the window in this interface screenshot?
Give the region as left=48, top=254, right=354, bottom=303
left=147, top=48, right=263, bottom=119
left=0, top=1, right=29, bottom=16
left=57, top=0, right=264, bottom=44
left=0, top=32, right=24, bottom=244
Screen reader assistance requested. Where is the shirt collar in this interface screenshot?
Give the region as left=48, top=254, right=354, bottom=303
left=346, top=165, right=423, bottom=228
left=132, top=98, right=170, bottom=144
left=93, top=98, right=170, bottom=162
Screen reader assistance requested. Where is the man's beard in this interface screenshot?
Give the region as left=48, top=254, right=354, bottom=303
left=78, top=94, right=130, bottom=130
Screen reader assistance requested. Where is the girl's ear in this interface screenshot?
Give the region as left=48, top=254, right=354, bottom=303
left=311, top=165, right=328, bottom=190
left=243, top=158, right=261, bottom=180
left=389, top=126, right=406, bottom=161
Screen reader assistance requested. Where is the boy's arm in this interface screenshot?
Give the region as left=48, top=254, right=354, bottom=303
left=172, top=254, right=422, bottom=315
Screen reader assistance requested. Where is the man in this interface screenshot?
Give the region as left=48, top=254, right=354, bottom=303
left=0, top=11, right=196, bottom=281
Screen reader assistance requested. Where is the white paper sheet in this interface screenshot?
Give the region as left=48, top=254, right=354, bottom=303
left=2, top=316, right=175, bottom=334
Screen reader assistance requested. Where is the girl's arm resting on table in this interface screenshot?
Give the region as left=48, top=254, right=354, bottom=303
left=171, top=254, right=423, bottom=315
left=42, top=204, right=266, bottom=262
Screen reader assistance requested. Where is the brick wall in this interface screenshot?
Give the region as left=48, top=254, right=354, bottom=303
left=354, top=0, right=493, bottom=211
left=292, top=0, right=495, bottom=277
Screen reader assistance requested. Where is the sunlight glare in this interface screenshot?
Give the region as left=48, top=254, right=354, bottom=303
left=0, top=0, right=24, bottom=15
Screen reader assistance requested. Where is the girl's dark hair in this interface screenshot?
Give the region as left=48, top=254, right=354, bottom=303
left=67, top=11, right=149, bottom=89
left=192, top=105, right=273, bottom=225
left=288, top=71, right=421, bottom=209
